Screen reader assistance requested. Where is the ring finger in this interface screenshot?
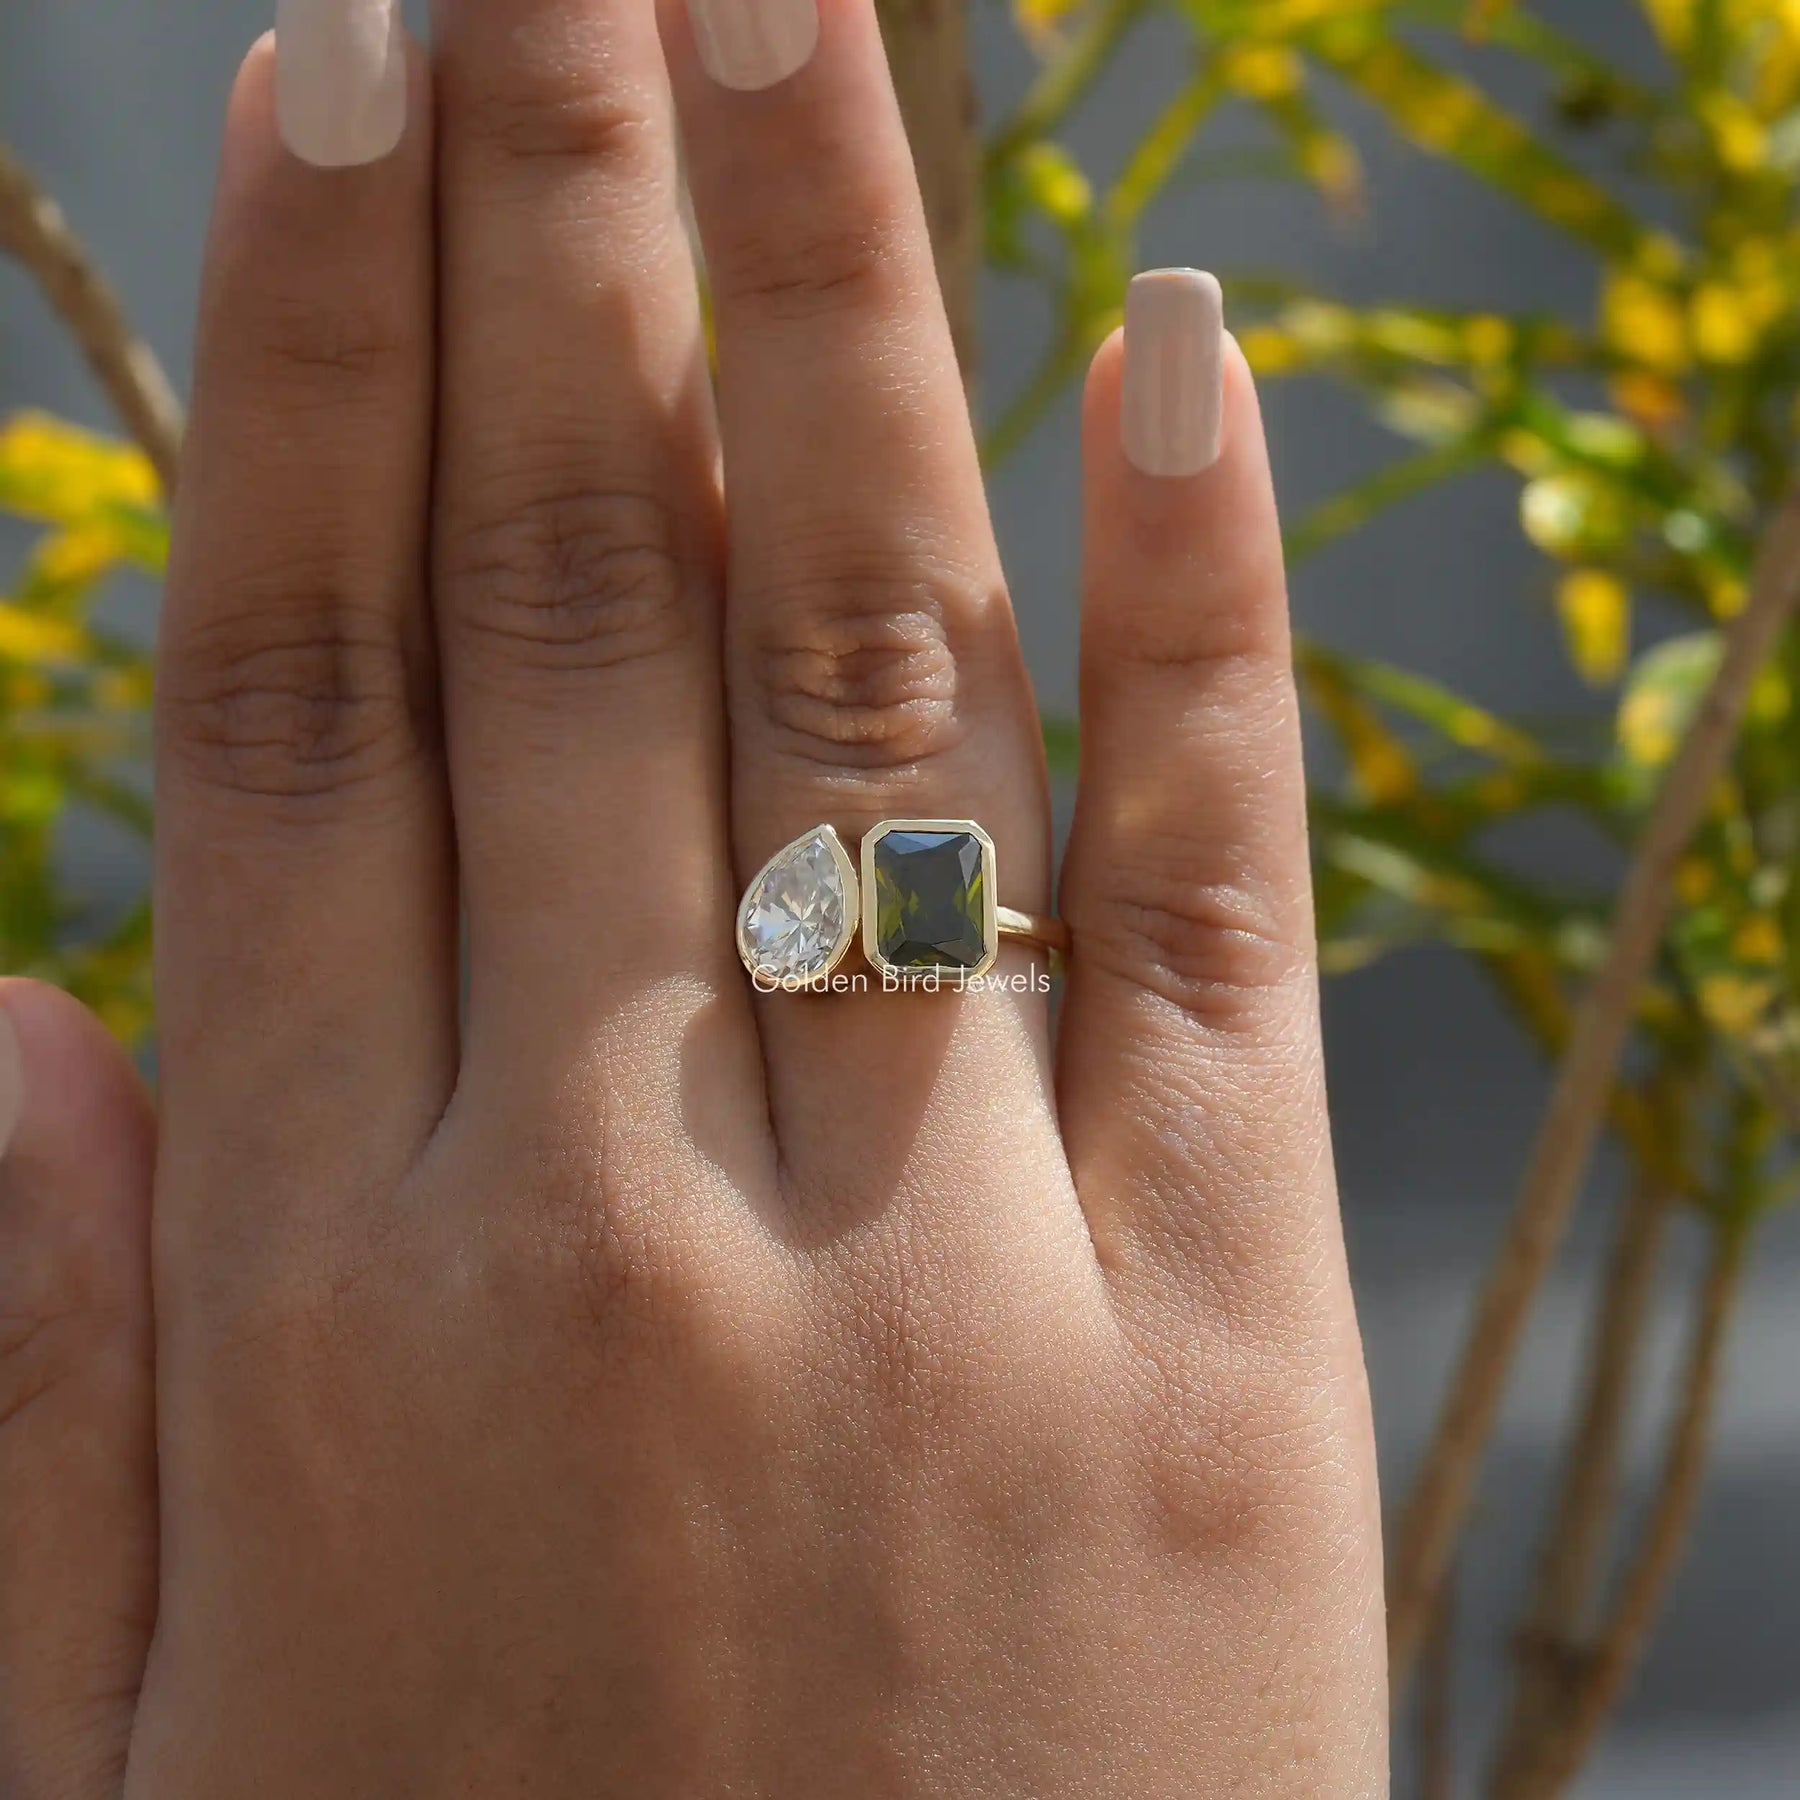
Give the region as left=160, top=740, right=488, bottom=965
left=666, top=0, right=1062, bottom=1217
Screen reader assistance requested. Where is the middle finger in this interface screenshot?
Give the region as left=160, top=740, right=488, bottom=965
left=667, top=0, right=1062, bottom=1210
left=432, top=0, right=747, bottom=1122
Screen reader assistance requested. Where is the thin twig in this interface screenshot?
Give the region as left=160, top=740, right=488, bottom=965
left=984, top=0, right=1148, bottom=171
left=880, top=0, right=980, bottom=388
left=1386, top=484, right=1800, bottom=1684
left=0, top=137, right=182, bottom=490
left=1418, top=1561, right=1459, bottom=1800
left=1509, top=1226, right=1748, bottom=1800
left=1488, top=1171, right=1679, bottom=1797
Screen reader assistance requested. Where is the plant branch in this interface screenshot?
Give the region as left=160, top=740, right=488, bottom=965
left=985, top=0, right=1148, bottom=171
left=1418, top=1561, right=1459, bottom=1800
left=879, top=0, right=979, bottom=386
left=0, top=138, right=182, bottom=492
left=1505, top=1225, right=1748, bottom=1800
left=1386, top=483, right=1800, bottom=1685
left=983, top=320, right=1090, bottom=466
left=1487, top=1170, right=1679, bottom=1796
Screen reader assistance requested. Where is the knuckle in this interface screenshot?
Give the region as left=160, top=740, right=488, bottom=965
left=202, top=1266, right=351, bottom=1393
left=1151, top=1384, right=1359, bottom=1564
left=251, top=289, right=411, bottom=388
left=716, top=211, right=905, bottom=327
left=177, top=1182, right=405, bottom=1399
left=443, top=485, right=697, bottom=679
left=0, top=1202, right=131, bottom=1438
left=493, top=1138, right=762, bottom=1392
left=160, top=591, right=428, bottom=805
left=1095, top=614, right=1293, bottom=703
left=1129, top=1326, right=1364, bottom=1564
left=1076, top=855, right=1313, bottom=1027
left=459, top=74, right=660, bottom=179
left=748, top=571, right=968, bottom=771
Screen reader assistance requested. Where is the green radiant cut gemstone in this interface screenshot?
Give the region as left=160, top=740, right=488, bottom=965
left=871, top=829, right=989, bottom=971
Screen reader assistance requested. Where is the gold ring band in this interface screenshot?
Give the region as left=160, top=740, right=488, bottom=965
left=996, top=905, right=1070, bottom=958
left=737, top=821, right=1067, bottom=989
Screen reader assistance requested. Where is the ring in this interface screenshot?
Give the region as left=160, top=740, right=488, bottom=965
left=736, top=821, right=1069, bottom=989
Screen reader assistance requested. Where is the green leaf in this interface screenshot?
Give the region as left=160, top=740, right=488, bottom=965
left=1285, top=437, right=1492, bottom=563
left=1297, top=640, right=1545, bottom=768
left=1042, top=712, right=1080, bottom=778
left=1616, top=629, right=1723, bottom=775
left=1105, top=64, right=1228, bottom=227
left=1300, top=30, right=1653, bottom=260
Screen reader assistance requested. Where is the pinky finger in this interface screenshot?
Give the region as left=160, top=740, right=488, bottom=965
left=1058, top=272, right=1336, bottom=1322
left=0, top=983, right=157, bottom=1798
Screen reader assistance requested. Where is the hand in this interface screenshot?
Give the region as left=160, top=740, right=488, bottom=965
left=0, top=0, right=1386, bottom=1792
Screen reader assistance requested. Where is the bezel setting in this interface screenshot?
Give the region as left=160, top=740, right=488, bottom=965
left=860, top=818, right=1000, bottom=983
left=735, top=824, right=861, bottom=989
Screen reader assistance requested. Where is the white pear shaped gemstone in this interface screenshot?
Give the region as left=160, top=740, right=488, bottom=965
left=737, top=826, right=858, bottom=986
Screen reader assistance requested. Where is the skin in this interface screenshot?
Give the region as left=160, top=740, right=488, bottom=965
left=0, top=0, right=1388, bottom=1793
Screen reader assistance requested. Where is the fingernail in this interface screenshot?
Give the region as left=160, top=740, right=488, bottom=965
left=275, top=0, right=408, bottom=168
left=0, top=1006, right=22, bottom=1165
left=1121, top=268, right=1225, bottom=478
left=686, top=0, right=820, bottom=91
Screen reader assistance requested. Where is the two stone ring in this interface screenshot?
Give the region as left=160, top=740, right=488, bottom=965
left=736, top=821, right=1069, bottom=991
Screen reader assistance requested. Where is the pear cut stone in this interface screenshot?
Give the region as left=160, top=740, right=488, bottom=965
left=739, top=827, right=853, bottom=984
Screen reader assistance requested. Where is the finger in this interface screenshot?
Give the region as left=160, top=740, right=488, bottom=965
left=431, top=0, right=749, bottom=1118
left=156, top=28, right=454, bottom=1221
left=1060, top=272, right=1339, bottom=1315
left=0, top=985, right=156, bottom=1800
left=666, top=0, right=1059, bottom=1202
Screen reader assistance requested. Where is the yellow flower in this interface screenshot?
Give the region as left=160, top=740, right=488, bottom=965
left=1675, top=857, right=1715, bottom=906
left=1369, top=310, right=1460, bottom=363
left=1221, top=43, right=1303, bottom=100
left=1498, top=429, right=1554, bottom=477
left=1011, top=0, right=1088, bottom=43
left=92, top=666, right=152, bottom=713
left=1239, top=326, right=1306, bottom=375
left=1698, top=90, right=1768, bottom=173
left=1731, top=915, right=1785, bottom=967
left=1347, top=734, right=1416, bottom=806
left=1640, top=0, right=1696, bottom=53
left=0, top=413, right=159, bottom=524
left=1619, top=685, right=1679, bottom=766
left=1693, top=282, right=1762, bottom=363
left=1699, top=973, right=1776, bottom=1036
left=1749, top=661, right=1791, bottom=726
left=1602, top=273, right=1689, bottom=375
left=1610, top=370, right=1686, bottom=430
left=1015, top=142, right=1091, bottom=225
left=1705, top=571, right=1748, bottom=618
left=0, top=604, right=87, bottom=665
left=1556, top=570, right=1630, bottom=684
left=1462, top=314, right=1514, bottom=366
left=1471, top=770, right=1526, bottom=812
left=1284, top=300, right=1358, bottom=353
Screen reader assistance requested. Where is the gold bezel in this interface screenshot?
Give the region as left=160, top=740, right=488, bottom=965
left=736, top=824, right=861, bottom=991
left=860, top=819, right=999, bottom=984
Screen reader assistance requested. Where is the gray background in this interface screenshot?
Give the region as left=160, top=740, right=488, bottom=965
left=3, top=0, right=1796, bottom=1791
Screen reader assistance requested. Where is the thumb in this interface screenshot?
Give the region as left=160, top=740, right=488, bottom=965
left=0, top=980, right=156, bottom=1799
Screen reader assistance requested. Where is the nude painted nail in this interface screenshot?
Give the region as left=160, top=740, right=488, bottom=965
left=1121, top=268, right=1225, bottom=478
left=0, top=1007, right=21, bottom=1165
left=275, top=0, right=408, bottom=168
left=687, top=0, right=820, bottom=91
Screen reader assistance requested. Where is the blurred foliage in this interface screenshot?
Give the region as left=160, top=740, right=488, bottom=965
left=992, top=0, right=1800, bottom=1228
left=0, top=413, right=161, bottom=1042
left=3, top=0, right=1798, bottom=1227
